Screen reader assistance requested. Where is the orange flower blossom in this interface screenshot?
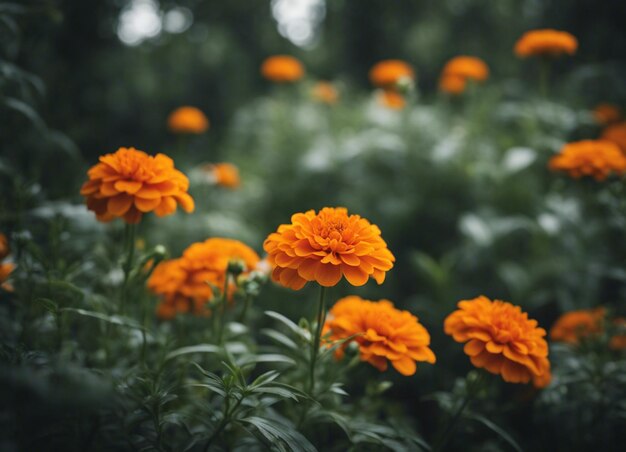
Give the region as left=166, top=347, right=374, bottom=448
left=439, top=75, right=466, bottom=95
left=261, top=55, right=305, bottom=83
left=369, top=60, right=414, bottom=89
left=444, top=295, right=551, bottom=388
left=311, top=81, right=339, bottom=105
left=601, top=121, right=626, bottom=152
left=514, top=29, right=578, bottom=58
left=593, top=104, right=621, bottom=125
left=548, top=140, right=626, bottom=181
left=550, top=307, right=606, bottom=345
left=263, top=207, right=395, bottom=290
left=80, top=147, right=195, bottom=224
left=0, top=262, right=14, bottom=292
left=203, top=162, right=240, bottom=189
left=0, top=233, right=9, bottom=261
left=167, top=106, right=209, bottom=134
left=324, top=296, right=435, bottom=376
left=378, top=90, right=406, bottom=110
left=148, top=238, right=260, bottom=319
left=442, top=56, right=489, bottom=82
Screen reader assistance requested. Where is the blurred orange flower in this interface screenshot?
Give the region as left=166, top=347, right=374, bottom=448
left=167, top=106, right=209, bottom=134
left=324, top=296, right=435, bottom=376
left=261, top=55, right=305, bottom=83
left=369, top=60, right=414, bottom=88
left=444, top=295, right=551, bottom=388
left=263, top=207, right=395, bottom=290
left=378, top=90, right=406, bottom=109
left=514, top=29, right=578, bottom=58
left=548, top=140, right=626, bottom=181
left=442, top=56, right=489, bottom=82
left=439, top=75, right=466, bottom=95
left=0, top=234, right=9, bottom=261
left=203, top=162, right=241, bottom=189
left=593, top=104, right=621, bottom=125
left=148, top=238, right=260, bottom=319
left=311, top=81, right=339, bottom=105
left=601, top=121, right=626, bottom=152
left=550, top=307, right=606, bottom=344
left=610, top=318, right=626, bottom=350
left=80, top=147, right=195, bottom=224
left=0, top=262, right=14, bottom=292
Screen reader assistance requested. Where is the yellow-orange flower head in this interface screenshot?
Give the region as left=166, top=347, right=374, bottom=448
left=514, top=29, right=578, bottom=58
left=167, top=106, right=209, bottom=134
left=444, top=295, right=551, bottom=388
left=81, top=147, right=195, bottom=224
left=263, top=207, right=395, bottom=290
left=311, top=81, right=339, bottom=105
left=442, top=56, right=489, bottom=82
left=324, top=296, right=435, bottom=376
left=550, top=307, right=606, bottom=345
left=548, top=140, right=626, bottom=181
left=601, top=121, right=626, bottom=152
left=439, top=75, right=466, bottom=95
left=261, top=55, right=305, bottom=83
left=378, top=90, right=406, bottom=110
left=369, top=60, right=415, bottom=89
left=0, top=233, right=9, bottom=261
left=148, top=238, right=260, bottom=319
left=593, top=104, right=621, bottom=125
left=204, top=162, right=241, bottom=189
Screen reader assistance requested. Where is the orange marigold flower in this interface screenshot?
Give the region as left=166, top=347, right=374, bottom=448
left=514, top=29, right=578, bottom=58
left=311, top=81, right=339, bottom=105
left=0, top=233, right=9, bottom=261
left=550, top=307, right=606, bottom=344
left=439, top=74, right=467, bottom=95
left=441, top=56, right=489, bottom=82
left=80, top=147, right=195, bottom=224
left=601, top=121, right=626, bottom=152
left=610, top=317, right=626, bottom=351
left=167, top=106, right=209, bottom=134
left=548, top=140, right=626, bottom=181
left=324, top=296, right=436, bottom=376
left=444, top=295, right=551, bottom=388
left=593, top=104, right=621, bottom=125
left=261, top=55, right=305, bottom=83
left=148, top=238, right=260, bottom=318
left=203, top=162, right=241, bottom=189
left=369, top=60, right=415, bottom=89
left=263, top=207, right=395, bottom=290
left=378, top=90, right=406, bottom=110
left=0, top=262, right=14, bottom=292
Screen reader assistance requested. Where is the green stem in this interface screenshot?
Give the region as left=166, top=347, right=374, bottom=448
left=203, top=394, right=244, bottom=452
left=216, top=272, right=231, bottom=345
left=308, top=285, right=328, bottom=395
left=120, top=223, right=137, bottom=314
left=238, top=294, right=251, bottom=324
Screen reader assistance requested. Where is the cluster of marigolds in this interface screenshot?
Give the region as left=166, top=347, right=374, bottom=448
left=3, top=28, right=625, bottom=393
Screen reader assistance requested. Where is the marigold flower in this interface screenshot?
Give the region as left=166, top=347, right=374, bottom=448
left=593, top=104, right=621, bottom=125
left=369, top=60, right=415, bottom=88
left=378, top=90, right=406, bottom=109
left=261, top=55, right=305, bottom=83
left=610, top=318, right=626, bottom=350
left=324, top=296, right=436, bottom=376
left=439, top=75, right=467, bottom=95
left=167, top=106, right=209, bottom=134
left=0, top=262, right=14, bottom=292
left=514, top=29, right=578, bottom=58
left=0, top=234, right=9, bottom=261
left=311, top=81, right=339, bottom=105
left=148, top=238, right=260, bottom=318
left=444, top=295, right=551, bottom=388
left=601, top=122, right=626, bottom=152
left=80, top=147, right=195, bottom=224
left=263, top=207, right=395, bottom=290
left=548, top=140, right=626, bottom=181
left=203, top=162, right=240, bottom=189
left=550, top=307, right=606, bottom=344
left=441, top=56, right=489, bottom=83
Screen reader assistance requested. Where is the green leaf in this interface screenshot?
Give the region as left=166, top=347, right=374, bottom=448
left=35, top=297, right=58, bottom=314
left=237, top=354, right=296, bottom=367
left=467, top=413, right=523, bottom=452
left=261, top=328, right=298, bottom=350
left=165, top=344, right=220, bottom=361
left=240, top=416, right=316, bottom=452
left=265, top=311, right=309, bottom=340
left=4, top=97, right=46, bottom=130
left=60, top=308, right=144, bottom=331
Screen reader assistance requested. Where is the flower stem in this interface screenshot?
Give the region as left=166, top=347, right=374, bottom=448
left=308, top=285, right=327, bottom=395
left=120, top=223, right=137, bottom=314
left=216, top=272, right=231, bottom=345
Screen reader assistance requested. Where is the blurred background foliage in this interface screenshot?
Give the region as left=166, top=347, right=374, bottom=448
left=2, top=0, right=626, bottom=451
